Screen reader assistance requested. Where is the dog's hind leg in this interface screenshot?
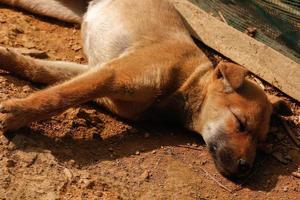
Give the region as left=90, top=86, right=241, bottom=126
left=0, top=0, right=89, bottom=23
left=0, top=46, right=88, bottom=84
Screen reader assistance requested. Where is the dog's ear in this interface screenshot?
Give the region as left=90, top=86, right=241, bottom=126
left=213, top=61, right=249, bottom=93
left=268, top=95, right=293, bottom=116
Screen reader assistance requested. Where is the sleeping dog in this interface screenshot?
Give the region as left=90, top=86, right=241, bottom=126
left=0, top=0, right=291, bottom=178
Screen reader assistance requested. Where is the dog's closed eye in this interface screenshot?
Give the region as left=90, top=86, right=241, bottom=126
left=229, top=109, right=247, bottom=132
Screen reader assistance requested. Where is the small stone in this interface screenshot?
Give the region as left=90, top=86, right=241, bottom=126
left=201, top=160, right=208, bottom=165
left=151, top=150, right=156, bottom=154
left=64, top=168, right=73, bottom=181
left=135, top=151, right=140, bottom=155
left=67, top=159, right=76, bottom=167
left=283, top=186, right=288, bottom=192
left=72, top=45, right=82, bottom=51
left=82, top=179, right=95, bottom=189
left=75, top=55, right=84, bottom=61
left=245, top=27, right=257, bottom=37
left=192, top=143, right=198, bottom=147
left=139, top=170, right=150, bottom=182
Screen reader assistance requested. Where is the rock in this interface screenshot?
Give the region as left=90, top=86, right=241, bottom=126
left=135, top=151, right=140, bottom=155
left=63, top=168, right=73, bottom=182
left=283, top=186, right=289, bottom=192
left=245, top=27, right=257, bottom=37
left=71, top=45, right=82, bottom=51
left=139, top=170, right=150, bottom=182
left=82, top=179, right=95, bottom=189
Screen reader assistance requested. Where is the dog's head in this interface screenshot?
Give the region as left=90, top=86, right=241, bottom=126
left=196, top=61, right=292, bottom=179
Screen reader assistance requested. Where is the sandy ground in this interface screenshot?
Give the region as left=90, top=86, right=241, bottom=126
left=0, top=4, right=299, bottom=200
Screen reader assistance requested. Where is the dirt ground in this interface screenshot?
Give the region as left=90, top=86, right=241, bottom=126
left=0, top=4, right=299, bottom=200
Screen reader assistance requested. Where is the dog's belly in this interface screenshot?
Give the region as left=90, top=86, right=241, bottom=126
left=82, top=0, right=131, bottom=67
left=82, top=0, right=191, bottom=68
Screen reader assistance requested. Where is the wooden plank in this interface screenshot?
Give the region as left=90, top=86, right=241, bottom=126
left=171, top=0, right=300, bottom=101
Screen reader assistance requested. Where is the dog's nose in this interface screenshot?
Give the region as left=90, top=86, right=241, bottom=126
left=238, top=159, right=251, bottom=173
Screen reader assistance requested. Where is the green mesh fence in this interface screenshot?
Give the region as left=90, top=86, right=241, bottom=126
left=189, top=0, right=300, bottom=63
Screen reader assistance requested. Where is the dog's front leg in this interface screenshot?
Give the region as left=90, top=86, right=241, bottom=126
left=0, top=52, right=172, bottom=131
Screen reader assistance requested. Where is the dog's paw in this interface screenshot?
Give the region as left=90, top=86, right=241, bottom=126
left=0, top=100, right=27, bottom=132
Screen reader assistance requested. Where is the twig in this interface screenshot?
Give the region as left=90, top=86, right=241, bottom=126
left=176, top=145, right=202, bottom=151
left=199, top=166, right=233, bottom=193
left=218, top=11, right=228, bottom=24
left=281, top=119, right=300, bottom=147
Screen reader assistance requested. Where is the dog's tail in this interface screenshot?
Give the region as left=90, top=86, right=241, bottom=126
left=0, top=0, right=90, bottom=24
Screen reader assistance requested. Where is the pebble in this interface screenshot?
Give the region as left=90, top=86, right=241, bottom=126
left=283, top=186, right=289, bottom=192
left=135, top=151, right=140, bottom=155
left=139, top=170, right=150, bottom=182
left=63, top=168, right=73, bottom=182
left=192, top=143, right=198, bottom=147
left=82, top=179, right=95, bottom=189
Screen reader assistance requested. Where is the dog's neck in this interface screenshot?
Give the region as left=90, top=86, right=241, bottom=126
left=157, top=61, right=214, bottom=132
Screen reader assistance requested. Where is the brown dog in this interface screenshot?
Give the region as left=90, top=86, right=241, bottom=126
left=0, top=0, right=292, bottom=178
